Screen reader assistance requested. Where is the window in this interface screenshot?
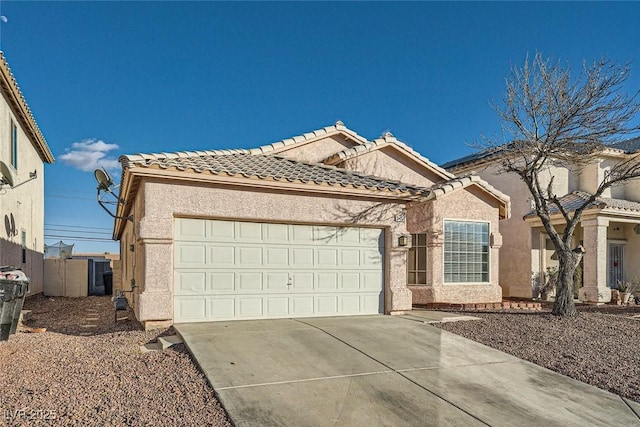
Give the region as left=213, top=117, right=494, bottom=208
left=444, top=221, right=489, bottom=283
left=10, top=120, right=18, bottom=168
left=408, top=233, right=428, bottom=284
left=21, top=229, right=26, bottom=264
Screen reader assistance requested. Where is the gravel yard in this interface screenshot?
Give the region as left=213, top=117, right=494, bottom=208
left=435, top=304, right=640, bottom=403
left=0, top=295, right=231, bottom=427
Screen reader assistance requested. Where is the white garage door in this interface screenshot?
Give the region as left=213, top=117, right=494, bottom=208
left=173, top=218, right=384, bottom=322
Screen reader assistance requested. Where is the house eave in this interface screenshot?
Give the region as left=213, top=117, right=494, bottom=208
left=113, top=166, right=420, bottom=239
left=0, top=52, right=54, bottom=164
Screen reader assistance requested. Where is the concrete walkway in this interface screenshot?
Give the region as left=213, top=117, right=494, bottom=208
left=174, top=315, right=640, bottom=427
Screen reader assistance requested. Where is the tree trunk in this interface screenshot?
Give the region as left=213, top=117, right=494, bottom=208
left=552, top=249, right=580, bottom=317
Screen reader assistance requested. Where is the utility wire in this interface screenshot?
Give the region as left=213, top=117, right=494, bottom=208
left=45, top=223, right=113, bottom=230
left=45, top=235, right=116, bottom=242
left=45, top=228, right=113, bottom=235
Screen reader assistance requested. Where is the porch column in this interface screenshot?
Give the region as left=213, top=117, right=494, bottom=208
left=136, top=217, right=174, bottom=328
left=579, top=217, right=611, bottom=303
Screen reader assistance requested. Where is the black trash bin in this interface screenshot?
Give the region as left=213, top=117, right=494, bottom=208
left=0, top=271, right=29, bottom=341
left=103, top=271, right=113, bottom=296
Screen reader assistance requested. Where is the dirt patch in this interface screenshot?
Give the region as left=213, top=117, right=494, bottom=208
left=0, top=294, right=232, bottom=426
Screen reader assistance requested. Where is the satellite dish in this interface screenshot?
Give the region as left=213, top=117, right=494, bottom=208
left=94, top=168, right=114, bottom=191
left=0, top=161, right=14, bottom=187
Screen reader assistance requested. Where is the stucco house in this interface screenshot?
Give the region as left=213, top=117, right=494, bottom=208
left=0, top=52, right=55, bottom=294
left=113, top=122, right=510, bottom=328
left=443, top=137, right=640, bottom=304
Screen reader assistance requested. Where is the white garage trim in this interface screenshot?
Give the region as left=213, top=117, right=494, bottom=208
left=173, top=218, right=385, bottom=322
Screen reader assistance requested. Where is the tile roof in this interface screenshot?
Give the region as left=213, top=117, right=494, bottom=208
left=120, top=151, right=431, bottom=196
left=442, top=136, right=640, bottom=171
left=609, top=137, right=640, bottom=154
left=525, top=190, right=640, bottom=218
left=324, top=132, right=454, bottom=179
left=248, top=121, right=370, bottom=155
left=428, top=174, right=509, bottom=202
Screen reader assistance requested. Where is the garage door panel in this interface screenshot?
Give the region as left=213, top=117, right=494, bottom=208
left=361, top=294, right=383, bottom=313
left=264, top=223, right=289, bottom=241
left=362, top=272, right=383, bottom=290
left=290, top=296, right=314, bottom=315
left=238, top=247, right=263, bottom=265
left=339, top=228, right=361, bottom=244
left=265, top=247, right=289, bottom=266
left=174, top=219, right=384, bottom=322
left=264, top=297, right=289, bottom=317
left=266, top=273, right=289, bottom=290
left=176, top=245, right=207, bottom=266
left=361, top=250, right=383, bottom=266
left=340, top=249, right=360, bottom=266
left=237, top=222, right=263, bottom=241
left=341, top=273, right=360, bottom=290
left=291, top=248, right=314, bottom=266
left=291, top=273, right=313, bottom=290
left=340, top=295, right=360, bottom=313
left=316, top=296, right=338, bottom=314
left=209, top=246, right=235, bottom=266
left=361, top=228, right=383, bottom=246
left=238, top=272, right=263, bottom=291
left=291, top=225, right=314, bottom=243
left=317, top=249, right=338, bottom=266
left=317, top=273, right=338, bottom=289
left=176, top=298, right=207, bottom=321
left=210, top=298, right=235, bottom=319
left=315, top=226, right=338, bottom=244
left=237, top=297, right=263, bottom=317
left=176, top=219, right=206, bottom=240
left=210, top=272, right=235, bottom=291
left=175, top=271, right=207, bottom=294
left=209, top=220, right=235, bottom=240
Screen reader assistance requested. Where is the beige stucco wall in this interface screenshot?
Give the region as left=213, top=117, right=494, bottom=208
left=339, top=147, right=443, bottom=187
left=0, top=91, right=46, bottom=294
left=406, top=187, right=502, bottom=304
left=271, top=135, right=357, bottom=164
left=121, top=178, right=413, bottom=326
left=43, top=259, right=88, bottom=298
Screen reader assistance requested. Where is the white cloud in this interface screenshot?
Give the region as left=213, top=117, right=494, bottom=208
left=59, top=139, right=120, bottom=172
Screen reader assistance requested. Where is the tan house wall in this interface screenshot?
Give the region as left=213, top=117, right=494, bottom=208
left=272, top=135, right=358, bottom=164
left=121, top=179, right=413, bottom=326
left=43, top=259, right=88, bottom=298
left=406, top=187, right=502, bottom=304
left=0, top=91, right=46, bottom=294
left=339, top=147, right=442, bottom=188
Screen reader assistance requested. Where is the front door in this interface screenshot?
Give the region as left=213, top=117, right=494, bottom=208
left=608, top=243, right=625, bottom=287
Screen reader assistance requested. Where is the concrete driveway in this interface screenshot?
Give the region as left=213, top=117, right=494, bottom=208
left=174, top=315, right=640, bottom=426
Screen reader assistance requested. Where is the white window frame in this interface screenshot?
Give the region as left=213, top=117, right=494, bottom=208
left=443, top=219, right=490, bottom=284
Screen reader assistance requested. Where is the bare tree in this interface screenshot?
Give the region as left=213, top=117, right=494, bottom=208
left=485, top=53, right=640, bottom=316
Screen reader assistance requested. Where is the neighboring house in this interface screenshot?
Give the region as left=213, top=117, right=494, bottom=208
left=0, top=52, right=55, bottom=294
left=113, top=122, right=510, bottom=328
left=443, top=137, right=640, bottom=304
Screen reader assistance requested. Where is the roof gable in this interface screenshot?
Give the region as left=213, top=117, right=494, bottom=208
left=324, top=132, right=454, bottom=181
left=248, top=121, right=369, bottom=156
left=426, top=173, right=511, bottom=219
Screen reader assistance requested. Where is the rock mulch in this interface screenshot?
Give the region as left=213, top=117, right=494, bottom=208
left=0, top=295, right=232, bottom=426
left=434, top=304, right=640, bottom=403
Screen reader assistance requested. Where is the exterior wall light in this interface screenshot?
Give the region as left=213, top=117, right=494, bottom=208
left=398, top=235, right=409, bottom=247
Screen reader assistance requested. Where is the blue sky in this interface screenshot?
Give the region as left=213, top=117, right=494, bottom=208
left=2, top=1, right=640, bottom=253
